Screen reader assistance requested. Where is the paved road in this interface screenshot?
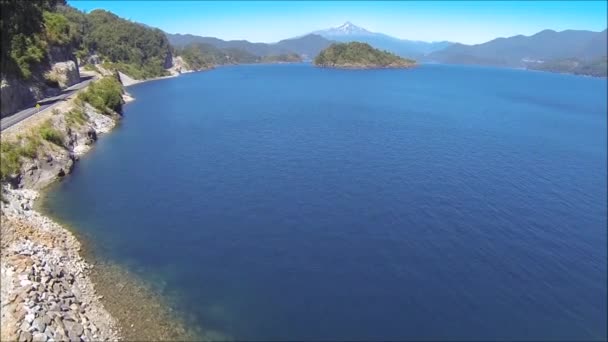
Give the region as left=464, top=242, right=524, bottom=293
left=1, top=76, right=96, bottom=131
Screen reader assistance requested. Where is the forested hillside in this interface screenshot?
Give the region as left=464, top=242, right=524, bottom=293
left=1, top=0, right=174, bottom=117
left=56, top=6, right=172, bottom=79
left=174, top=42, right=305, bottom=69
left=1, top=0, right=71, bottom=79
left=315, top=42, right=416, bottom=68
left=176, top=43, right=259, bottom=70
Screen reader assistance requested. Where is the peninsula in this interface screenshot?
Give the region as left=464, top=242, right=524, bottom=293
left=314, top=42, right=416, bottom=69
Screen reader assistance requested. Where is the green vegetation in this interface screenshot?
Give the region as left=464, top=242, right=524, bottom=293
left=56, top=6, right=171, bottom=79
left=175, top=43, right=259, bottom=70
left=43, top=10, right=79, bottom=46
left=1, top=2, right=171, bottom=81
left=83, top=64, right=98, bottom=72
left=38, top=120, right=63, bottom=146
left=1, top=0, right=65, bottom=78
left=78, top=76, right=123, bottom=114
left=65, top=107, right=88, bottom=127
left=178, top=44, right=215, bottom=70
left=529, top=57, right=608, bottom=77
left=8, top=34, right=48, bottom=79
left=0, top=142, right=22, bottom=180
left=21, top=134, right=42, bottom=158
left=261, top=54, right=302, bottom=63
left=314, top=42, right=416, bottom=69
left=0, top=134, right=42, bottom=180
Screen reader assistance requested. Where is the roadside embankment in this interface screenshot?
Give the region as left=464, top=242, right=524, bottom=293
left=1, top=74, right=125, bottom=341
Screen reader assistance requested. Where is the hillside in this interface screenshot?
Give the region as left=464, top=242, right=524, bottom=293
left=261, top=54, right=303, bottom=63
left=57, top=6, right=172, bottom=79
left=427, top=29, right=607, bottom=75
left=1, top=0, right=81, bottom=117
left=529, top=56, right=608, bottom=77
left=314, top=42, right=416, bottom=69
left=175, top=42, right=259, bottom=70
left=1, top=1, right=173, bottom=117
left=166, top=33, right=332, bottom=58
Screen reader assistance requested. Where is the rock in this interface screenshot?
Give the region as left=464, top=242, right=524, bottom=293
left=83, top=329, right=93, bottom=342
left=63, top=311, right=78, bottom=322
left=53, top=330, right=67, bottom=342
left=19, top=320, right=31, bottom=333
left=45, top=60, right=80, bottom=88
left=60, top=292, right=74, bottom=299
left=48, top=302, right=60, bottom=312
left=53, top=316, right=66, bottom=336
left=1, top=76, right=37, bottom=117
left=32, top=317, right=46, bottom=332
left=87, top=55, right=100, bottom=65
left=43, top=325, right=54, bottom=339
left=31, top=332, right=48, bottom=342
left=41, top=313, right=52, bottom=325
left=64, top=321, right=84, bottom=337
left=25, top=313, right=36, bottom=323
left=68, top=330, right=81, bottom=342
left=19, top=330, right=32, bottom=342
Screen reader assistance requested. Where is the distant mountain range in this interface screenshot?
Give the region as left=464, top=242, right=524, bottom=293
left=166, top=33, right=332, bottom=60
left=310, top=22, right=452, bottom=58
left=428, top=29, right=607, bottom=66
left=166, top=23, right=607, bottom=76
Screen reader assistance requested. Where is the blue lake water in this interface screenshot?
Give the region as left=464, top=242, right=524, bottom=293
left=43, top=63, right=607, bottom=340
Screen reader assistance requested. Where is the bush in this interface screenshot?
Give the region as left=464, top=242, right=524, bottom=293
left=21, top=134, right=42, bottom=158
left=43, top=11, right=77, bottom=46
left=9, top=33, right=47, bottom=79
left=38, top=120, right=63, bottom=146
left=0, top=131, right=46, bottom=179
left=78, top=76, right=123, bottom=114
left=65, top=107, right=87, bottom=127
left=0, top=142, right=23, bottom=180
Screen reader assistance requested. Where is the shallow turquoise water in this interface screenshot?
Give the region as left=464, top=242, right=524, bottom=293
left=44, top=64, right=607, bottom=340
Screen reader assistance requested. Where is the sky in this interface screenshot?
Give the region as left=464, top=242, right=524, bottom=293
left=68, top=1, right=607, bottom=44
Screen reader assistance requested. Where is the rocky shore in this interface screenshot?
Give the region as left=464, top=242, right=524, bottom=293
left=1, top=76, right=126, bottom=340
left=1, top=189, right=120, bottom=342
left=1, top=69, right=205, bottom=341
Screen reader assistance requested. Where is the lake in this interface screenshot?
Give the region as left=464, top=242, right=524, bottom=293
left=43, top=63, right=607, bottom=340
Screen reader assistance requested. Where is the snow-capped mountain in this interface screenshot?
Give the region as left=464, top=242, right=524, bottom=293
left=312, top=22, right=376, bottom=37
left=309, top=22, right=453, bottom=58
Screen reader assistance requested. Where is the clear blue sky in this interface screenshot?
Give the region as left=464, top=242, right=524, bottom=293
left=68, top=1, right=607, bottom=44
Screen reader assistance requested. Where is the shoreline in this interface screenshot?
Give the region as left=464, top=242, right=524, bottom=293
left=314, top=63, right=416, bottom=70
left=0, top=69, right=200, bottom=341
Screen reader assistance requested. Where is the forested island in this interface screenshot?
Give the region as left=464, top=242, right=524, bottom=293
left=314, top=42, right=416, bottom=69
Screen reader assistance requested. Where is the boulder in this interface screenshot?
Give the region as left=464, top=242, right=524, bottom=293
left=46, top=61, right=80, bottom=88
